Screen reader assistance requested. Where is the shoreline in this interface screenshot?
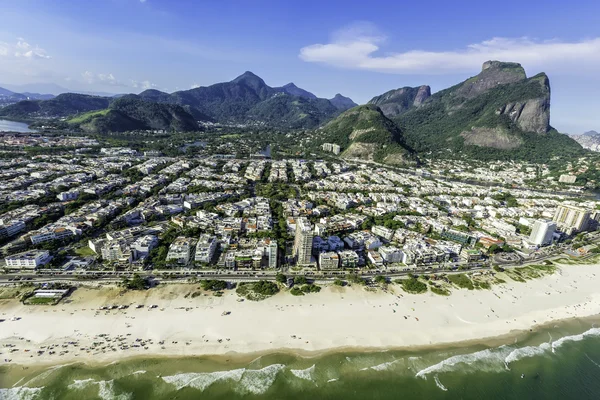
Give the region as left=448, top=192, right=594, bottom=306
left=2, top=263, right=600, bottom=370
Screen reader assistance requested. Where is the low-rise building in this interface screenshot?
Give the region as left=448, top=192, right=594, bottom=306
left=5, top=250, right=50, bottom=269
left=195, top=234, right=217, bottom=264
left=166, top=236, right=196, bottom=265
left=319, top=251, right=340, bottom=269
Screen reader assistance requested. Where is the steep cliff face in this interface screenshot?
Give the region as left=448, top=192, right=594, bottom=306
left=496, top=73, right=551, bottom=134
left=368, top=85, right=431, bottom=117
left=455, top=61, right=526, bottom=98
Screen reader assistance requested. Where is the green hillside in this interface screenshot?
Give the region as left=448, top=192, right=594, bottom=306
left=318, top=104, right=414, bottom=165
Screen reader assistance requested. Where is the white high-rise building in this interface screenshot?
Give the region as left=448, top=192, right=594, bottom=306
left=293, top=217, right=313, bottom=265
left=267, top=240, right=278, bottom=269
left=553, top=205, right=590, bottom=234
left=529, top=220, right=556, bottom=246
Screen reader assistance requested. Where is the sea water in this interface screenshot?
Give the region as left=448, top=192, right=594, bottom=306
left=2, top=319, right=600, bottom=399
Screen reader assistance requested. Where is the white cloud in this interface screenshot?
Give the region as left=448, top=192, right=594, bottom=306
left=190, top=83, right=200, bottom=89
left=299, top=25, right=600, bottom=74
left=130, top=79, right=157, bottom=90
left=140, top=0, right=147, bottom=3
left=82, top=71, right=122, bottom=86
left=0, top=38, right=50, bottom=59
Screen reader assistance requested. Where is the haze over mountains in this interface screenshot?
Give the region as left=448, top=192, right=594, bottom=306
left=0, top=61, right=585, bottom=163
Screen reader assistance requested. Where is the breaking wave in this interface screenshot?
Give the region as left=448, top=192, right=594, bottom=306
left=290, top=365, right=316, bottom=381
left=551, top=328, right=600, bottom=352
left=162, top=364, right=285, bottom=395
left=162, top=369, right=245, bottom=391
left=67, top=378, right=131, bottom=400
left=417, top=327, right=600, bottom=380
left=504, top=342, right=551, bottom=365
left=416, top=347, right=513, bottom=378
left=0, top=387, right=42, bottom=400
left=67, top=378, right=96, bottom=390
left=97, top=380, right=132, bottom=400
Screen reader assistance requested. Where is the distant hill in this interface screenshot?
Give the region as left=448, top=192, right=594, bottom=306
left=570, top=130, right=600, bottom=152
left=65, top=96, right=198, bottom=133
left=318, top=104, right=414, bottom=165
left=329, top=94, right=358, bottom=111
left=0, top=93, right=109, bottom=120
left=274, top=83, right=317, bottom=99
left=0, top=86, right=55, bottom=106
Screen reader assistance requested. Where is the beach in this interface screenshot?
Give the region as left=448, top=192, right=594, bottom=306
left=1, top=263, right=600, bottom=368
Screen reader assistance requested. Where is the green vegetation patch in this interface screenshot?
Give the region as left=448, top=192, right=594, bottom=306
left=396, top=276, right=428, bottom=294
left=447, top=274, right=475, bottom=290
left=236, top=280, right=279, bottom=301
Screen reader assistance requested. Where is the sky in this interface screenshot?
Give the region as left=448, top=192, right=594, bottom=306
left=0, top=0, right=599, bottom=133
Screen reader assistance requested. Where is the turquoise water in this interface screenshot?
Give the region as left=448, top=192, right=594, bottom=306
left=0, top=119, right=35, bottom=133
left=2, top=320, right=600, bottom=399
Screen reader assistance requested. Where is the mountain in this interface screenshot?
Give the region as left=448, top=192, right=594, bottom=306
left=138, top=71, right=342, bottom=127
left=570, top=130, right=600, bottom=152
left=65, top=96, right=198, bottom=133
left=248, top=93, right=338, bottom=129
left=0, top=93, right=110, bottom=120
left=386, top=61, right=582, bottom=161
left=368, top=85, right=430, bottom=117
left=317, top=104, right=414, bottom=165
left=0, top=83, right=70, bottom=96
left=0, top=87, right=54, bottom=106
left=274, top=83, right=317, bottom=99
left=329, top=94, right=358, bottom=111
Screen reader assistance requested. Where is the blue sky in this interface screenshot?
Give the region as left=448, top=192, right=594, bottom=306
left=0, top=0, right=599, bottom=133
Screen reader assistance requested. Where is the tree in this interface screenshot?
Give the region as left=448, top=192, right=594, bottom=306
left=374, top=275, right=388, bottom=284
left=275, top=273, right=287, bottom=284
left=122, top=274, right=148, bottom=290
left=200, top=280, right=227, bottom=291
left=294, top=276, right=308, bottom=285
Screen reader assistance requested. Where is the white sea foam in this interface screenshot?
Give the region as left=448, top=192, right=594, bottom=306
left=434, top=375, right=448, bottom=391
left=551, top=328, right=600, bottom=352
left=131, top=370, right=147, bottom=375
left=162, top=368, right=245, bottom=391
left=360, top=360, right=398, bottom=372
left=505, top=342, right=551, bottom=365
left=327, top=378, right=338, bottom=383
left=290, top=365, right=316, bottom=381
left=97, top=380, right=132, bottom=400
left=416, top=346, right=513, bottom=378
left=236, top=364, right=286, bottom=395
left=67, top=378, right=96, bottom=390
left=0, top=387, right=42, bottom=400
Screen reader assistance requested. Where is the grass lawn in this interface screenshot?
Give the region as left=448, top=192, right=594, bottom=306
left=74, top=246, right=96, bottom=257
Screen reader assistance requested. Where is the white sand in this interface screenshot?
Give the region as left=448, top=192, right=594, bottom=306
left=1, top=263, right=600, bottom=366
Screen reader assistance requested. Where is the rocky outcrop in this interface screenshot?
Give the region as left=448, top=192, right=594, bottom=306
left=460, top=127, right=523, bottom=149
left=496, top=73, right=551, bottom=134
left=456, top=61, right=526, bottom=99
left=368, top=85, right=431, bottom=117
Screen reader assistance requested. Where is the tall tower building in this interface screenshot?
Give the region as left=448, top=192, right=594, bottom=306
left=293, top=217, right=313, bottom=265
left=529, top=220, right=556, bottom=245
left=267, top=240, right=278, bottom=269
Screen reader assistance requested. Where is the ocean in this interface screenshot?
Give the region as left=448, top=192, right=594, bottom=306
left=2, top=318, right=600, bottom=400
